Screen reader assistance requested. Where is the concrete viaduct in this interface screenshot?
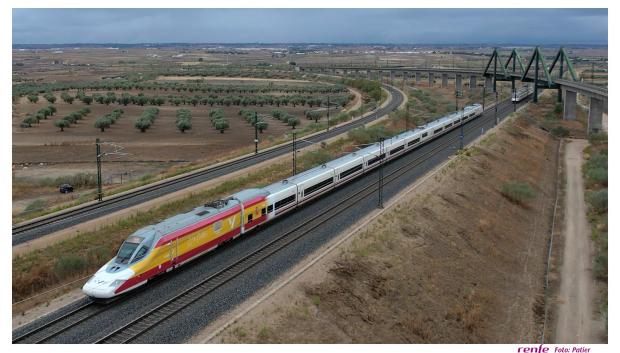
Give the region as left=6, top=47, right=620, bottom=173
left=297, top=56, right=608, bottom=134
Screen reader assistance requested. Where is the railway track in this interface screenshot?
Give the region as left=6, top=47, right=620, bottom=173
left=93, top=98, right=523, bottom=344
left=13, top=97, right=525, bottom=344
left=12, top=85, right=404, bottom=245
left=12, top=300, right=102, bottom=344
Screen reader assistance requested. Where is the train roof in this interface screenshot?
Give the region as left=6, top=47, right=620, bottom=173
left=126, top=189, right=267, bottom=243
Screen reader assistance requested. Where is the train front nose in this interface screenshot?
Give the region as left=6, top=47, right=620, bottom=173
left=82, top=277, right=120, bottom=299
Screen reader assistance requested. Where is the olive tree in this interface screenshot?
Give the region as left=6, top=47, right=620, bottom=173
left=54, top=119, right=70, bottom=131
left=44, top=92, right=57, bottom=104
left=94, top=117, right=111, bottom=132
left=214, top=119, right=229, bottom=133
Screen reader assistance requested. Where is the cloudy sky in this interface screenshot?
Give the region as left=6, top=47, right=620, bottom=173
left=12, top=8, right=607, bottom=45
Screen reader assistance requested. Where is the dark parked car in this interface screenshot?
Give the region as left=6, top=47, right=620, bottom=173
left=59, top=184, right=74, bottom=194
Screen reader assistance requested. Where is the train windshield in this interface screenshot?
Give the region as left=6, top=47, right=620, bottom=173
left=116, top=236, right=144, bottom=264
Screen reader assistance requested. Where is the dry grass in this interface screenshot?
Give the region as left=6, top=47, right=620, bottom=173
left=221, top=103, right=560, bottom=343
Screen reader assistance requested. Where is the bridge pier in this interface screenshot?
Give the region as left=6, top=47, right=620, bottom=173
left=469, top=75, right=477, bottom=91
left=456, top=74, right=462, bottom=92
left=441, top=73, right=448, bottom=88
left=428, top=72, right=434, bottom=87
left=485, top=76, right=493, bottom=91
left=588, top=97, right=604, bottom=134
left=562, top=88, right=577, bottom=121
left=390, top=71, right=394, bottom=84
left=415, top=72, right=421, bottom=85
left=403, top=71, right=408, bottom=85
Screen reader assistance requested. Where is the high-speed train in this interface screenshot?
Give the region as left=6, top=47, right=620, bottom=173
left=82, top=103, right=484, bottom=299
left=512, top=84, right=534, bottom=102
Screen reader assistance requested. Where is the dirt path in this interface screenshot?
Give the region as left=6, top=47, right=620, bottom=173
left=554, top=139, right=604, bottom=343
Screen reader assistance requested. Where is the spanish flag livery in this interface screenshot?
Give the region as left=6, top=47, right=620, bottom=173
left=83, top=104, right=484, bottom=299
left=83, top=189, right=268, bottom=298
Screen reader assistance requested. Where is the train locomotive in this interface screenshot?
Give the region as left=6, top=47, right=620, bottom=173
left=83, top=103, right=484, bottom=299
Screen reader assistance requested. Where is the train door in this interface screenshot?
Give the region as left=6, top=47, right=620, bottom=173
left=168, top=238, right=178, bottom=270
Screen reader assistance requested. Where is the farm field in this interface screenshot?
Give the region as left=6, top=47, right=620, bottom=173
left=12, top=63, right=363, bottom=218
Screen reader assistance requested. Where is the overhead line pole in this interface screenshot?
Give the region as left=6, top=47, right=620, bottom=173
left=254, top=111, right=259, bottom=154
left=96, top=138, right=102, bottom=202
left=378, top=137, right=385, bottom=209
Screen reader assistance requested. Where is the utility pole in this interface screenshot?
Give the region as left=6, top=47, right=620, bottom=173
left=494, top=91, right=499, bottom=126
left=405, top=103, right=409, bottom=131
left=96, top=138, right=102, bottom=202
left=378, top=137, right=385, bottom=209
left=292, top=132, right=297, bottom=175
left=455, top=90, right=464, bottom=150
left=326, top=94, right=330, bottom=131
left=254, top=111, right=259, bottom=154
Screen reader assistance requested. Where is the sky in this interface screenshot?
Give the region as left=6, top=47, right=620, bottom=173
left=12, top=8, right=608, bottom=45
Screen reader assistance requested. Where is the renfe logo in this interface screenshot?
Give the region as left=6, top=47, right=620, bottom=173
left=517, top=345, right=549, bottom=353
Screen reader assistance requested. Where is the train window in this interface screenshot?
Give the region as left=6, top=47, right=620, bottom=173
left=340, top=164, right=363, bottom=179
left=422, top=132, right=428, bottom=138
left=261, top=207, right=266, bottom=216
left=116, top=237, right=143, bottom=264
left=213, top=220, right=222, bottom=233
left=304, top=177, right=334, bottom=196
left=131, top=246, right=149, bottom=264
left=247, top=213, right=253, bottom=223
left=390, top=145, right=404, bottom=155
left=408, top=138, right=420, bottom=147
left=445, top=123, right=452, bottom=128
left=433, top=128, right=443, bottom=134
left=368, top=153, right=386, bottom=165
left=275, top=195, right=295, bottom=210
left=267, top=204, right=274, bottom=213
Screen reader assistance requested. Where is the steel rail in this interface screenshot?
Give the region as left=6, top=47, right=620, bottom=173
left=94, top=98, right=520, bottom=344
left=12, top=85, right=403, bottom=245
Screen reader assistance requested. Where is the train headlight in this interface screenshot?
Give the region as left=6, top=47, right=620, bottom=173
left=109, top=279, right=126, bottom=288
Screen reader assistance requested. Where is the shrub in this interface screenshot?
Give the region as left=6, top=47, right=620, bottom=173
left=501, top=181, right=536, bottom=205
left=594, top=252, right=608, bottom=281
left=585, top=167, right=607, bottom=187
left=588, top=132, right=608, bottom=144
left=53, top=254, right=88, bottom=280
left=587, top=189, right=607, bottom=214
left=586, top=153, right=607, bottom=170
left=24, top=199, right=45, bottom=213
left=550, top=126, right=569, bottom=138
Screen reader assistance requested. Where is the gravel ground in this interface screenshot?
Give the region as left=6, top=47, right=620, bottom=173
left=13, top=98, right=527, bottom=344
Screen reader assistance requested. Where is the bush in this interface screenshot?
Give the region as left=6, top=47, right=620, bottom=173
left=53, top=254, right=88, bottom=280
left=585, top=167, right=607, bottom=187
left=24, top=199, right=45, bottom=213
left=587, top=189, right=607, bottom=214
left=588, top=132, right=607, bottom=144
left=594, top=252, right=608, bottom=281
left=501, top=181, right=536, bottom=205
left=586, top=153, right=607, bottom=170
left=550, top=126, right=569, bottom=138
